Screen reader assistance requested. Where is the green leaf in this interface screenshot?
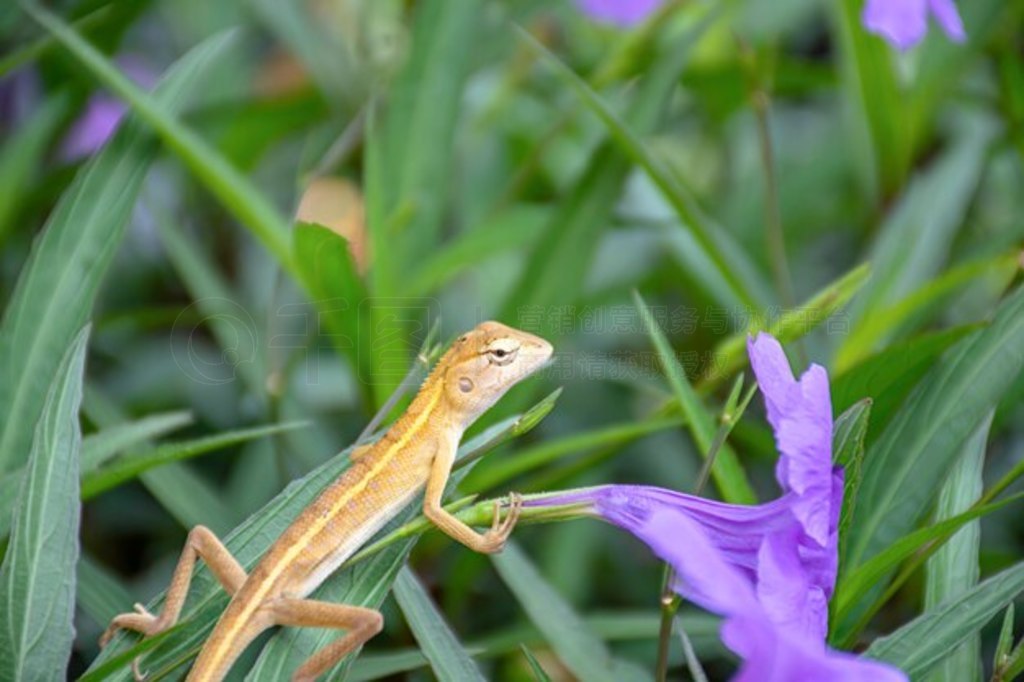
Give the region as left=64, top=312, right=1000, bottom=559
left=837, top=252, right=1016, bottom=372
left=867, top=561, right=1024, bottom=679
left=81, top=421, right=309, bottom=500
left=847, top=285, right=1024, bottom=570
left=499, top=18, right=712, bottom=330
left=833, top=399, right=870, bottom=574
left=492, top=543, right=651, bottom=682
left=699, top=263, right=871, bottom=390
left=81, top=410, right=193, bottom=473
left=393, top=566, right=486, bottom=681
left=293, top=222, right=370, bottom=390
left=923, top=412, right=991, bottom=682
left=25, top=4, right=294, bottom=273
left=832, top=492, right=1024, bottom=629
left=0, top=93, right=66, bottom=246
left=464, top=416, right=682, bottom=493
left=831, top=0, right=908, bottom=196
left=634, top=291, right=754, bottom=503
left=994, top=605, right=1016, bottom=674
left=842, top=119, right=996, bottom=347
left=516, top=21, right=764, bottom=311
left=404, top=205, right=550, bottom=296
left=0, top=28, right=233, bottom=474
left=831, top=325, right=981, bottom=441
left=520, top=645, right=554, bottom=682
left=156, top=214, right=266, bottom=395
left=0, top=326, right=88, bottom=680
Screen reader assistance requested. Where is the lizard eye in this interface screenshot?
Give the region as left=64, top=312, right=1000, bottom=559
left=487, top=346, right=517, bottom=366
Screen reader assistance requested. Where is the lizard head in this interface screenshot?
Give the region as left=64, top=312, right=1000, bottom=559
left=441, top=320, right=553, bottom=425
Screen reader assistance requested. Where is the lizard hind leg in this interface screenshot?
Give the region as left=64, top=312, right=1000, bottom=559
left=100, top=525, right=247, bottom=679
left=266, top=598, right=384, bottom=682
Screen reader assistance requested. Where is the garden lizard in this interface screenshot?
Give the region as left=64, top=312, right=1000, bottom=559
left=101, top=320, right=553, bottom=681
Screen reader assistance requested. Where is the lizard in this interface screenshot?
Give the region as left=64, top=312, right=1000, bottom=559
left=100, top=320, right=553, bottom=681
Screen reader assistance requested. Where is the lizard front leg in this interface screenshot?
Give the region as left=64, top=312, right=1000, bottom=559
left=101, top=525, right=247, bottom=678
left=423, top=436, right=523, bottom=553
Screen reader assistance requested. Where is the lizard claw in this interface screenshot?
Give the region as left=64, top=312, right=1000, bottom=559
left=132, top=656, right=149, bottom=681
left=482, top=492, right=523, bottom=552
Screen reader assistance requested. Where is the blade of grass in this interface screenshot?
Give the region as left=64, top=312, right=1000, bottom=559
left=837, top=252, right=1018, bottom=372
left=0, top=326, right=87, bottom=680
left=515, top=21, right=764, bottom=311
left=634, top=291, right=754, bottom=504
left=698, top=263, right=870, bottom=390
left=499, top=17, right=715, bottom=330
left=492, top=542, right=651, bottom=682
left=520, top=644, right=554, bottom=682
left=831, top=492, right=1024, bottom=631
left=81, top=410, right=193, bottom=473
left=463, top=416, right=683, bottom=493
left=81, top=421, right=309, bottom=500
left=0, top=27, right=233, bottom=475
left=0, top=93, right=66, bottom=246
left=847, top=285, right=1024, bottom=570
left=393, top=567, right=487, bottom=681
left=833, top=399, right=871, bottom=575
left=866, top=561, right=1024, bottom=679
left=841, top=120, right=997, bottom=343
left=921, top=412, right=991, bottom=682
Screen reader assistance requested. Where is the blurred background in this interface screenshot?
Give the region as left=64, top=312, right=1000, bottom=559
left=1, top=0, right=1023, bottom=679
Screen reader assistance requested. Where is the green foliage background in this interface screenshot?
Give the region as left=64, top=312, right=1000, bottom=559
left=1, top=0, right=1023, bottom=680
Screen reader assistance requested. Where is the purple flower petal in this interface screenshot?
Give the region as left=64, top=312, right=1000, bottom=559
left=927, top=0, right=966, bottom=42
left=748, top=333, right=835, bottom=547
left=574, top=0, right=663, bottom=26
left=861, top=0, right=966, bottom=50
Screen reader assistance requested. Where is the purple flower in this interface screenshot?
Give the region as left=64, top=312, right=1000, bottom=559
left=861, top=0, right=966, bottom=51
left=529, top=333, right=906, bottom=681
left=60, top=56, right=156, bottom=161
left=574, top=0, right=662, bottom=27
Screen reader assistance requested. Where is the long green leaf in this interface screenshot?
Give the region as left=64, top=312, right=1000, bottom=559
left=842, top=119, right=996, bottom=343
left=492, top=543, right=651, bottom=682
left=848, top=285, right=1024, bottom=569
left=832, top=0, right=908, bottom=196
left=25, top=4, right=295, bottom=273
left=634, top=291, right=754, bottom=503
left=923, top=412, right=991, bottom=682
left=464, top=416, right=682, bottom=493
left=831, top=325, right=980, bottom=441
left=81, top=410, right=193, bottom=473
left=499, top=17, right=710, bottom=330
left=837, top=251, right=1016, bottom=372
left=0, top=29, right=233, bottom=474
left=698, top=263, right=870, bottom=389
left=516, top=21, right=763, bottom=311
left=867, top=561, right=1024, bottom=679
left=832, top=492, right=1024, bottom=627
left=82, top=421, right=309, bottom=500
left=833, top=399, right=870, bottom=574
left=0, top=326, right=88, bottom=680
left=0, top=93, right=66, bottom=245
left=393, top=567, right=487, bottom=681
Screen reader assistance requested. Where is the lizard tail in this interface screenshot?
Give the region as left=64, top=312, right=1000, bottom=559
left=185, top=607, right=270, bottom=682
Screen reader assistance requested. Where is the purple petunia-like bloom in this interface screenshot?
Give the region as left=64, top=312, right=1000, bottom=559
left=530, top=333, right=906, bottom=681
left=861, top=0, right=966, bottom=51
left=573, top=0, right=662, bottom=27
